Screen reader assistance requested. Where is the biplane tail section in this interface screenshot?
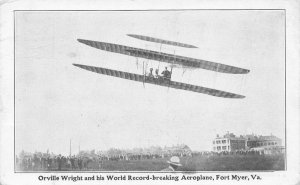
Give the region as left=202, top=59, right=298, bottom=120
left=73, top=63, right=245, bottom=99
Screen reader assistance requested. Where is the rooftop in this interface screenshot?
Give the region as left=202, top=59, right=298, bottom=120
left=215, top=133, right=281, bottom=141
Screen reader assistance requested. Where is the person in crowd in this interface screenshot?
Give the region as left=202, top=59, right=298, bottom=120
left=161, top=156, right=182, bottom=171
left=78, top=157, right=83, bottom=170
left=70, top=156, right=75, bottom=170
left=57, top=154, right=62, bottom=171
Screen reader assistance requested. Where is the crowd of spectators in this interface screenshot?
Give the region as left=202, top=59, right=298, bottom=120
left=16, top=148, right=267, bottom=171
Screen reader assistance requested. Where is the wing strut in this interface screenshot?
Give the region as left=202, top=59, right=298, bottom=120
left=142, top=60, right=145, bottom=88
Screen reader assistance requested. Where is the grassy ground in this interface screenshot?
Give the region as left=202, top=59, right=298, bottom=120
left=92, top=154, right=285, bottom=171
left=179, top=154, right=285, bottom=171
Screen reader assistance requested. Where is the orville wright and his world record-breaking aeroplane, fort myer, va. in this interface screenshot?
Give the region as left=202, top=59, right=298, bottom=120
left=73, top=34, right=250, bottom=99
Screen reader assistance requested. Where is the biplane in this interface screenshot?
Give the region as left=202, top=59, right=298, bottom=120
left=73, top=34, right=250, bottom=98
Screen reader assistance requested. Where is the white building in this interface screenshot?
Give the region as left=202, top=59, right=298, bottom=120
left=213, top=133, right=284, bottom=154
left=212, top=133, right=246, bottom=152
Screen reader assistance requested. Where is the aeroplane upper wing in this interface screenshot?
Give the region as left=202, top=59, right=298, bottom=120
left=127, top=34, right=198, bottom=48
left=77, top=39, right=250, bottom=74
left=125, top=49, right=250, bottom=74
left=73, top=63, right=246, bottom=99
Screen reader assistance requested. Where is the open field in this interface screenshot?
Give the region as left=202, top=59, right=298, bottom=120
left=97, top=154, right=285, bottom=171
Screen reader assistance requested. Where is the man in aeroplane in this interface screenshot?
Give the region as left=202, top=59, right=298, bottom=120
left=161, top=67, right=172, bottom=80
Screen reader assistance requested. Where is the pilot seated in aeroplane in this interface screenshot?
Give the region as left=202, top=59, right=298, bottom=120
left=161, top=67, right=172, bottom=80
left=147, top=68, right=154, bottom=78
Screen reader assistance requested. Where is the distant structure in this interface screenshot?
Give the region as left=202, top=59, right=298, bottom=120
left=162, top=144, right=192, bottom=157
left=212, top=133, right=246, bottom=152
left=212, top=132, right=284, bottom=154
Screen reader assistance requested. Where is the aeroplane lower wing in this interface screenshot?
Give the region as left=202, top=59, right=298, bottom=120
left=77, top=39, right=250, bottom=74
left=73, top=63, right=245, bottom=99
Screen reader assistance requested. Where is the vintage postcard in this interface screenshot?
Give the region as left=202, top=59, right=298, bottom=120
left=1, top=0, right=299, bottom=185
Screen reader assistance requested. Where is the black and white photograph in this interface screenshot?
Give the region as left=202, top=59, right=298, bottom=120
left=13, top=10, right=286, bottom=172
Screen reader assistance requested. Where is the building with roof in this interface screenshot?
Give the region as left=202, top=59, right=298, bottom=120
left=245, top=135, right=284, bottom=154
left=244, top=134, right=282, bottom=149
left=212, top=132, right=284, bottom=154
left=212, top=133, right=246, bottom=152
left=162, top=144, right=192, bottom=156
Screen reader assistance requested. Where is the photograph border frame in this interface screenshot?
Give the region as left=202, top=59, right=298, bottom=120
left=13, top=9, right=287, bottom=173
